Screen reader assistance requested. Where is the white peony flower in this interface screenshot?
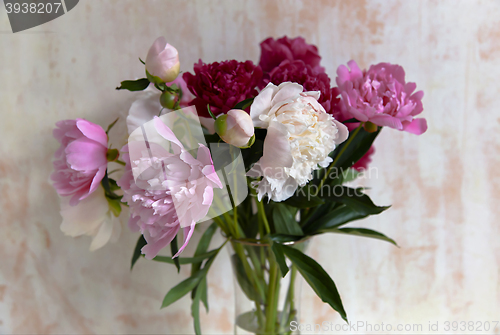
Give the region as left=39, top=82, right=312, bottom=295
left=248, top=82, right=349, bottom=202
left=59, top=184, right=121, bottom=251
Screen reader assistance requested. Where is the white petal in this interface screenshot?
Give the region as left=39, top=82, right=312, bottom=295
left=59, top=185, right=109, bottom=237
left=332, top=119, right=349, bottom=144
left=271, top=82, right=303, bottom=105
left=89, top=213, right=116, bottom=251
left=260, top=122, right=293, bottom=177
left=250, top=83, right=278, bottom=128
left=127, top=90, right=163, bottom=134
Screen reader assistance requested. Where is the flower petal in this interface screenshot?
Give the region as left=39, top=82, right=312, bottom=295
left=402, top=118, right=428, bottom=135
left=76, top=119, right=108, bottom=147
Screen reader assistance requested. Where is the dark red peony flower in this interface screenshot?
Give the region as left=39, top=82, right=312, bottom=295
left=259, top=36, right=325, bottom=74
left=352, top=146, right=375, bottom=171
left=183, top=60, right=262, bottom=117
left=265, top=60, right=348, bottom=121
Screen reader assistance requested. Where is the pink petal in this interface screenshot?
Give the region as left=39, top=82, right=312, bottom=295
left=202, top=186, right=213, bottom=206
left=65, top=138, right=108, bottom=172
left=347, top=60, right=363, bottom=80
left=76, top=119, right=108, bottom=147
left=84, top=166, right=106, bottom=200
left=402, top=118, right=427, bottom=135
left=202, top=165, right=223, bottom=188
left=153, top=116, right=184, bottom=149
left=173, top=223, right=196, bottom=258
left=142, top=226, right=179, bottom=260
left=369, top=115, right=403, bottom=130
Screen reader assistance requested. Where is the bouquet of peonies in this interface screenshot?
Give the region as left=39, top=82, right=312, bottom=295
left=51, top=36, right=426, bottom=334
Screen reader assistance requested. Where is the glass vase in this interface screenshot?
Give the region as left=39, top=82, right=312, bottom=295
left=228, top=239, right=308, bottom=335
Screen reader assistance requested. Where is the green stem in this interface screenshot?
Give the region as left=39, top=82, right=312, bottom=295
left=265, top=258, right=279, bottom=333
left=281, top=266, right=298, bottom=333
left=318, top=124, right=362, bottom=190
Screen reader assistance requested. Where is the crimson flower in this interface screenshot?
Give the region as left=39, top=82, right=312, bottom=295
left=183, top=60, right=262, bottom=117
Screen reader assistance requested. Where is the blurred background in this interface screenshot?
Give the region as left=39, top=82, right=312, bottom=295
left=1, top=0, right=500, bottom=334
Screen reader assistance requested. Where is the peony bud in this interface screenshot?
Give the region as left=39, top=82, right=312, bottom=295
left=145, top=37, right=180, bottom=84
left=159, top=91, right=177, bottom=109
left=214, top=109, right=255, bottom=148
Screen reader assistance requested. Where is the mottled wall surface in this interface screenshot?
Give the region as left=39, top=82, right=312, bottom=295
left=1, top=1, right=500, bottom=334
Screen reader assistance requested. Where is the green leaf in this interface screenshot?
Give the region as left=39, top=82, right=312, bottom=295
left=116, top=78, right=150, bottom=91
left=304, top=204, right=368, bottom=234
left=161, top=272, right=204, bottom=309
left=341, top=168, right=361, bottom=183
left=199, top=277, right=209, bottom=312
left=162, top=251, right=219, bottom=309
left=191, top=278, right=205, bottom=335
left=105, top=117, right=119, bottom=135
left=131, top=235, right=147, bottom=270
left=151, top=249, right=218, bottom=265
left=326, top=227, right=398, bottom=246
left=270, top=241, right=289, bottom=277
left=281, top=245, right=348, bottom=322
left=268, top=234, right=304, bottom=244
left=234, top=97, right=254, bottom=110
left=322, top=186, right=390, bottom=216
left=284, top=185, right=325, bottom=209
left=329, top=127, right=381, bottom=171
left=106, top=197, right=122, bottom=217
left=139, top=57, right=145, bottom=65
left=272, top=204, right=303, bottom=236
left=170, top=235, right=181, bottom=273
left=230, top=254, right=260, bottom=302
left=191, top=222, right=218, bottom=275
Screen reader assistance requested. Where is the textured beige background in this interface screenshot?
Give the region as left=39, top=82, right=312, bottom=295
left=1, top=0, right=500, bottom=334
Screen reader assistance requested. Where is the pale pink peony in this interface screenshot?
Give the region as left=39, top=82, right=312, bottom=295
left=51, top=119, right=108, bottom=206
left=118, top=117, right=223, bottom=259
left=336, top=60, right=427, bottom=135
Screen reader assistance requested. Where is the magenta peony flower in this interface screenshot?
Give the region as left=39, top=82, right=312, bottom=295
left=118, top=117, right=223, bottom=259
left=352, top=146, right=375, bottom=171
left=259, top=36, right=324, bottom=74
left=51, top=119, right=108, bottom=206
left=336, top=60, right=427, bottom=135
left=183, top=60, right=262, bottom=118
left=265, top=60, right=345, bottom=119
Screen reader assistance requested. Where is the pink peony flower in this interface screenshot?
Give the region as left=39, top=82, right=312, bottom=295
left=259, top=36, right=325, bottom=74
left=336, top=60, right=427, bottom=135
left=264, top=60, right=344, bottom=119
left=352, top=146, right=375, bottom=171
left=183, top=60, right=262, bottom=118
left=51, top=119, right=108, bottom=206
left=118, top=117, right=223, bottom=259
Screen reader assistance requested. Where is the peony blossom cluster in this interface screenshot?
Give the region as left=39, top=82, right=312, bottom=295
left=51, top=35, right=427, bottom=259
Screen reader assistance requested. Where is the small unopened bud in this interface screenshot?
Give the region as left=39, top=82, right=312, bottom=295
left=214, top=109, right=255, bottom=148
left=160, top=91, right=177, bottom=109
left=106, top=148, right=119, bottom=162
left=363, top=121, right=378, bottom=133
left=145, top=37, right=180, bottom=84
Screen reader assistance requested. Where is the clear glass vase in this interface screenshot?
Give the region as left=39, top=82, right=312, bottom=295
left=228, top=239, right=308, bottom=335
